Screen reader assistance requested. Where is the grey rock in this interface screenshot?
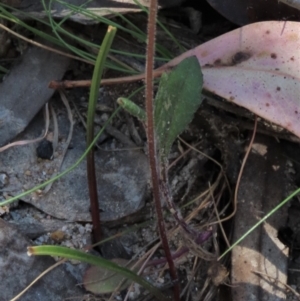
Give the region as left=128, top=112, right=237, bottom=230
left=0, top=45, right=69, bottom=146
left=0, top=219, right=85, bottom=301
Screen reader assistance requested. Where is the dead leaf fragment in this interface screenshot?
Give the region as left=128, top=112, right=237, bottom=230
left=161, top=21, right=300, bottom=139
left=207, top=262, right=229, bottom=286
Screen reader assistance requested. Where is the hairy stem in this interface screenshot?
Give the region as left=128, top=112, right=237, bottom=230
left=145, top=1, right=180, bottom=299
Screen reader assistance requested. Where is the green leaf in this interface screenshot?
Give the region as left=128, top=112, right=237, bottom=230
left=154, top=56, right=203, bottom=160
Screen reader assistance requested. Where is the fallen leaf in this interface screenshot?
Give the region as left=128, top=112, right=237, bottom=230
left=161, top=21, right=300, bottom=138
left=84, top=258, right=140, bottom=294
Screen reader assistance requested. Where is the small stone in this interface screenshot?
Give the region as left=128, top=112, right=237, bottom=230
left=36, top=139, right=53, bottom=160
left=78, top=225, right=85, bottom=235
left=0, top=172, right=8, bottom=188
left=0, top=206, right=9, bottom=216
left=50, top=230, right=65, bottom=242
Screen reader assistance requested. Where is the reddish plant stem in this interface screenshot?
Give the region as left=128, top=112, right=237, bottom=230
left=145, top=1, right=180, bottom=300
left=87, top=152, right=102, bottom=244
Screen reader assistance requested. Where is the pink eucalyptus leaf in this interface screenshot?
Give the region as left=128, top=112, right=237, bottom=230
left=160, top=21, right=300, bottom=138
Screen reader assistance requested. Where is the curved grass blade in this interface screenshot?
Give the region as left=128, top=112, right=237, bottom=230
left=28, top=245, right=169, bottom=301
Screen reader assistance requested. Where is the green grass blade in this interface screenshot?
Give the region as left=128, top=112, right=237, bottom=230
left=87, top=25, right=116, bottom=144
left=53, top=0, right=171, bottom=59
left=86, top=25, right=117, bottom=242
left=0, top=1, right=169, bottom=66
left=53, top=0, right=146, bottom=39
left=0, top=7, right=64, bottom=47
left=28, top=245, right=169, bottom=301
left=219, top=186, right=300, bottom=259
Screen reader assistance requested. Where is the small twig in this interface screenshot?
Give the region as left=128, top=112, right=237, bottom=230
left=220, top=116, right=258, bottom=223
left=252, top=269, right=300, bottom=299
left=123, top=244, right=160, bottom=301
left=177, top=137, right=235, bottom=226
left=44, top=90, right=74, bottom=194
left=0, top=103, right=50, bottom=152
left=218, top=117, right=260, bottom=260
left=143, top=230, right=211, bottom=268
left=178, top=136, right=231, bottom=193
left=10, top=259, right=66, bottom=301
left=48, top=68, right=168, bottom=89
left=181, top=258, right=200, bottom=299
left=209, top=182, right=230, bottom=248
